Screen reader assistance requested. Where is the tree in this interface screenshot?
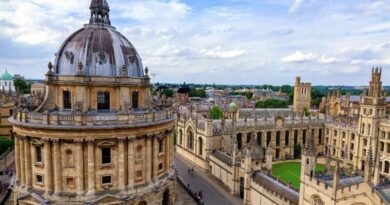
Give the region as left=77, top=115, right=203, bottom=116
left=0, top=137, right=14, bottom=155
left=210, top=106, right=223, bottom=119
left=160, top=89, right=174, bottom=98
left=14, top=78, right=31, bottom=94
left=255, top=99, right=288, bottom=108
left=189, top=88, right=206, bottom=98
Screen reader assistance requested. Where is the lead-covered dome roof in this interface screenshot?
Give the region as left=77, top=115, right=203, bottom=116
left=54, top=0, right=144, bottom=77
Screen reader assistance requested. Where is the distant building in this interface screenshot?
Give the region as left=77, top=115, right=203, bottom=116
left=0, top=70, right=15, bottom=93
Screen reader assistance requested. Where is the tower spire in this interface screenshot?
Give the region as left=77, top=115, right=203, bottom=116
left=90, top=0, right=111, bottom=25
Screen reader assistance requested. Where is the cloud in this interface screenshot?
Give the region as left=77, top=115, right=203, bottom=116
left=319, top=55, right=338, bottom=64
left=200, top=47, right=247, bottom=59
left=289, top=0, right=304, bottom=13
left=281, top=51, right=317, bottom=63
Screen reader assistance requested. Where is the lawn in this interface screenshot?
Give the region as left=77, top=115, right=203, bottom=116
left=272, top=162, right=325, bottom=189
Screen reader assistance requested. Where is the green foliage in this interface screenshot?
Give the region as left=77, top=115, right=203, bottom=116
left=0, top=137, right=14, bottom=155
left=311, top=88, right=326, bottom=107
left=255, top=99, right=288, bottom=108
left=189, top=88, right=206, bottom=98
left=160, top=89, right=174, bottom=98
left=210, top=106, right=223, bottom=119
left=294, top=144, right=302, bottom=158
left=14, top=78, right=31, bottom=94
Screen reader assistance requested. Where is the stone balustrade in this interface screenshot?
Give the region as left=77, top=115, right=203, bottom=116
left=12, top=108, right=174, bottom=127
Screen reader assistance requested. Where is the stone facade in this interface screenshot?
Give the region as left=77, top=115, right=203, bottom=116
left=0, top=89, right=15, bottom=138
left=10, top=1, right=176, bottom=204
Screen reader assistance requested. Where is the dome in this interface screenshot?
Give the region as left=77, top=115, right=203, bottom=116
left=54, top=0, right=144, bottom=78
left=1, top=70, right=13, bottom=80
left=229, top=102, right=238, bottom=109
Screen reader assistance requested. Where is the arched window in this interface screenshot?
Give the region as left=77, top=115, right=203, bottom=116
left=138, top=201, right=147, bottom=205
left=237, top=133, right=242, bottom=149
left=266, top=131, right=271, bottom=146
left=385, top=161, right=390, bottom=173
left=187, top=130, right=194, bottom=150
left=132, top=91, right=139, bottom=109
left=257, top=132, right=262, bottom=146
left=97, top=91, right=110, bottom=111
left=179, top=130, right=183, bottom=145
left=285, top=131, right=289, bottom=146
left=276, top=131, right=280, bottom=146
left=158, top=138, right=164, bottom=153
left=311, top=195, right=324, bottom=205
left=198, top=137, right=203, bottom=156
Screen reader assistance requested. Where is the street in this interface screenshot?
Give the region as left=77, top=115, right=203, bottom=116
left=174, top=154, right=242, bottom=205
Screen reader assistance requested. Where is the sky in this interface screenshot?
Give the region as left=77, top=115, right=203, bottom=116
left=1, top=0, right=390, bottom=85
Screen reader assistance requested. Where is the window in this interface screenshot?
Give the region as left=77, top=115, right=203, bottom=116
left=387, top=143, right=390, bottom=153
left=318, top=129, right=322, bottom=144
left=266, top=131, right=271, bottom=146
left=101, top=147, right=111, bottom=164
left=102, top=175, right=111, bottom=185
left=276, top=131, right=280, bottom=146
left=66, top=177, right=75, bottom=188
left=159, top=139, right=164, bottom=153
left=63, top=91, right=72, bottom=109
left=257, top=132, right=262, bottom=146
left=246, top=133, right=251, bottom=143
left=311, top=195, right=324, bottom=205
left=136, top=145, right=143, bottom=160
left=159, top=163, right=163, bottom=170
left=302, top=130, right=306, bottom=145
left=136, top=170, right=143, bottom=179
left=237, top=133, right=242, bottom=149
left=179, top=130, right=183, bottom=145
left=385, top=161, right=390, bottom=173
left=381, top=142, right=385, bottom=152
left=187, top=130, right=194, bottom=150
left=97, top=91, right=110, bottom=110
left=198, top=137, right=203, bottom=156
left=285, top=131, right=289, bottom=146
left=350, top=143, right=354, bottom=150
left=294, top=130, right=298, bottom=145
left=35, top=146, right=42, bottom=163
left=36, top=175, right=43, bottom=184
left=132, top=91, right=139, bottom=109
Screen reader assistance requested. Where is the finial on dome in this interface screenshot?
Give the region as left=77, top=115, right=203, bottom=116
left=144, top=66, right=149, bottom=79
left=47, top=61, right=54, bottom=74
left=90, top=0, right=111, bottom=25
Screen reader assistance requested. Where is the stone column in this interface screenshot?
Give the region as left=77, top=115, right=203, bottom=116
left=24, top=138, right=32, bottom=188
left=75, top=139, right=84, bottom=194
left=52, top=139, right=62, bottom=194
left=118, top=137, right=126, bottom=190
left=153, top=136, right=159, bottom=180
left=15, top=137, right=21, bottom=183
left=87, top=140, right=95, bottom=195
left=19, top=137, right=25, bottom=186
left=44, top=138, right=53, bottom=195
left=145, top=136, right=152, bottom=183
left=165, top=134, right=170, bottom=171
left=127, top=137, right=134, bottom=188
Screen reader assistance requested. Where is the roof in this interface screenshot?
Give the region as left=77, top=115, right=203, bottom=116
left=252, top=171, right=299, bottom=204
left=1, top=70, right=13, bottom=80
left=316, top=174, right=363, bottom=188
left=211, top=150, right=239, bottom=166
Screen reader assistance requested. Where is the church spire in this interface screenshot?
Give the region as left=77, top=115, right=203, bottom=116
left=90, top=0, right=111, bottom=25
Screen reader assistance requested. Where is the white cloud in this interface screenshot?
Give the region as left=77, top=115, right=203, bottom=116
left=319, top=55, right=338, bottom=64
left=289, top=0, right=304, bottom=13
left=281, top=51, right=317, bottom=63
left=200, top=47, right=247, bottom=59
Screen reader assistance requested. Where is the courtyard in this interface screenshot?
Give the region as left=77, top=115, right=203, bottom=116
left=272, top=162, right=326, bottom=189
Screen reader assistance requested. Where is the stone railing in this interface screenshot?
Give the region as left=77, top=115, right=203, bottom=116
left=13, top=108, right=174, bottom=127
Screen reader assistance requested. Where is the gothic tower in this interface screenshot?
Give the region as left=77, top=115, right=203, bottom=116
left=293, top=77, right=311, bottom=114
